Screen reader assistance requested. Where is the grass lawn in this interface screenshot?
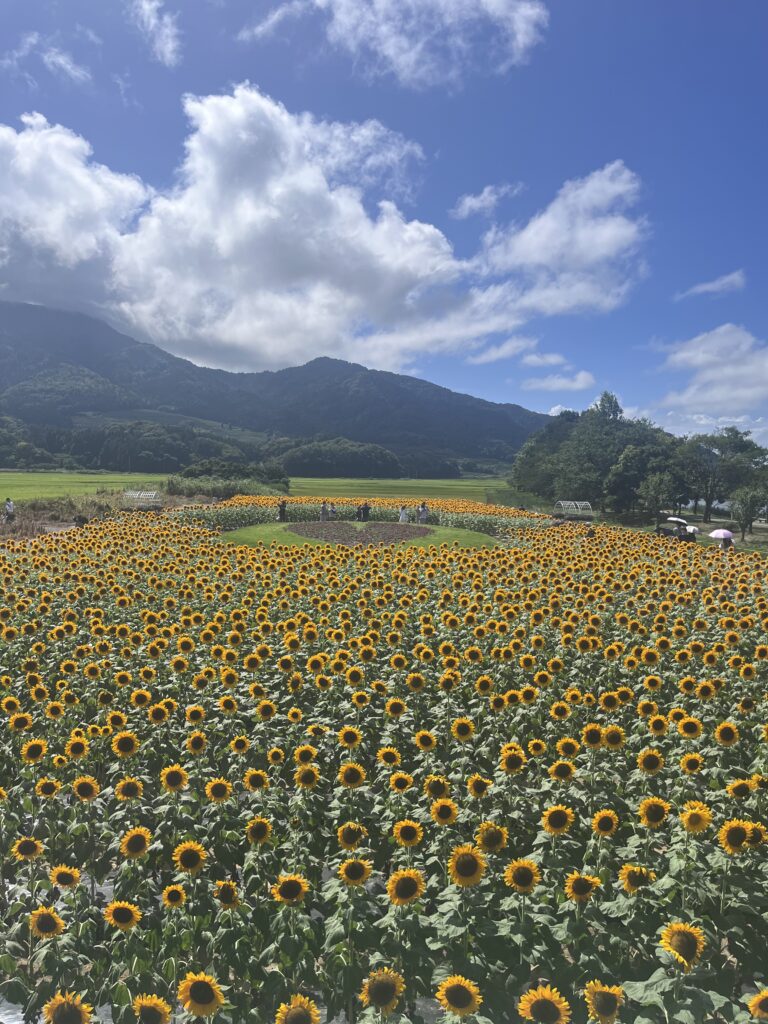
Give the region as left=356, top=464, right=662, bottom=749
left=288, top=477, right=504, bottom=501
left=0, top=471, right=166, bottom=501
left=224, top=521, right=500, bottom=548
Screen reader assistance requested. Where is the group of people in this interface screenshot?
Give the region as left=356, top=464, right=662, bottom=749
left=275, top=499, right=431, bottom=525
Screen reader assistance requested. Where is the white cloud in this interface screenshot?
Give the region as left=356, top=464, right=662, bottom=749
left=466, top=336, right=536, bottom=364
left=238, top=1, right=312, bottom=41
left=0, top=33, right=41, bottom=84
left=42, top=48, right=92, bottom=84
left=522, top=370, right=595, bottom=391
left=520, top=350, right=566, bottom=367
left=674, top=269, right=745, bottom=301
left=241, top=0, right=549, bottom=88
left=0, top=89, right=647, bottom=372
left=661, top=323, right=768, bottom=417
left=128, top=0, right=181, bottom=66
left=450, top=182, right=522, bottom=219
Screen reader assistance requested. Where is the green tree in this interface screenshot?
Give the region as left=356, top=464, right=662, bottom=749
left=638, top=471, right=677, bottom=527
left=729, top=487, right=765, bottom=541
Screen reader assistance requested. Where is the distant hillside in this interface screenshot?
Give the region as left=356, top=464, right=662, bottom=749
left=0, top=302, right=550, bottom=473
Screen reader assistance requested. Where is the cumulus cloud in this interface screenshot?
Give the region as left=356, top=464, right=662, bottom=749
left=241, top=0, right=549, bottom=88
left=0, top=88, right=646, bottom=372
left=522, top=370, right=595, bottom=391
left=128, top=0, right=181, bottom=66
left=466, top=336, right=536, bottom=363
left=674, top=269, right=745, bottom=301
left=451, top=182, right=523, bottom=219
left=520, top=350, right=566, bottom=367
left=661, top=323, right=768, bottom=417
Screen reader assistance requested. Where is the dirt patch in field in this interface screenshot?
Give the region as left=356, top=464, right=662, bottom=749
left=286, top=521, right=434, bottom=546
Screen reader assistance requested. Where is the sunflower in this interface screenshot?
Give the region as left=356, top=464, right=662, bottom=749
left=431, top=798, right=459, bottom=826
left=390, top=771, right=414, bottom=793
left=160, top=764, right=189, bottom=792
left=549, top=759, right=577, bottom=783
left=50, top=865, right=81, bottom=889
left=338, top=762, right=366, bottom=788
left=638, top=797, right=671, bottom=829
left=72, top=776, right=100, bottom=802
left=338, top=821, right=368, bottom=849
left=29, top=906, right=66, bottom=938
left=637, top=748, right=665, bottom=775
left=414, top=730, right=436, bottom=751
left=387, top=868, right=425, bottom=905
left=13, top=836, right=45, bottom=861
left=214, top=879, right=240, bottom=908
left=518, top=985, right=571, bottom=1024
left=162, top=884, right=187, bottom=909
left=21, top=738, right=48, bottom=763
left=718, top=818, right=752, bottom=855
left=178, top=972, right=225, bottom=1017
left=500, top=745, right=528, bottom=774
left=338, top=858, right=372, bottom=886
left=36, top=777, right=61, bottom=799
left=246, top=816, right=272, bottom=845
left=435, top=976, right=482, bottom=1018
left=748, top=990, right=768, bottom=1020
left=565, top=871, right=601, bottom=903
left=467, top=773, right=493, bottom=798
left=424, top=774, right=451, bottom=798
left=451, top=717, right=475, bottom=741
left=377, top=746, right=401, bottom=767
left=504, top=858, right=540, bottom=894
left=294, top=765, right=320, bottom=789
left=274, top=994, right=320, bottom=1024
left=205, top=778, right=233, bottom=803
left=112, top=730, right=140, bottom=757
left=659, top=921, right=706, bottom=972
left=542, top=805, right=574, bottom=835
left=338, top=725, right=362, bottom=748
left=448, top=844, right=487, bottom=887
left=104, top=900, right=142, bottom=931
left=680, top=752, right=704, bottom=775
left=591, top=809, right=619, bottom=837
left=271, top=873, right=310, bottom=904
left=584, top=981, right=624, bottom=1024
left=618, top=863, right=656, bottom=894
left=715, top=721, right=740, bottom=746
left=475, top=821, right=508, bottom=853
left=120, top=827, right=152, bottom=859
left=393, top=819, right=423, bottom=847
left=173, top=840, right=207, bottom=875
left=132, top=994, right=172, bottom=1024
left=43, top=991, right=94, bottom=1024
left=360, top=967, right=405, bottom=1016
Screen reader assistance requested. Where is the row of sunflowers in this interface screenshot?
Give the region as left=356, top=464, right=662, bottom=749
left=0, top=506, right=767, bottom=1024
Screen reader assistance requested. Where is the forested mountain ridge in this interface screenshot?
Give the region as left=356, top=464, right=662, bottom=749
left=0, top=301, right=549, bottom=472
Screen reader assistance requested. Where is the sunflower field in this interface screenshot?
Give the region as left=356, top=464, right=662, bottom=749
left=1, top=503, right=768, bottom=1024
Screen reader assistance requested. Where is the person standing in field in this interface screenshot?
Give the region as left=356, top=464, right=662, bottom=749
left=361, top=501, right=371, bottom=522
left=398, top=505, right=408, bottom=524
left=277, top=499, right=287, bottom=522
left=320, top=501, right=329, bottom=522
left=417, top=501, right=428, bottom=524
left=329, top=502, right=338, bottom=520
left=4, top=498, right=14, bottom=523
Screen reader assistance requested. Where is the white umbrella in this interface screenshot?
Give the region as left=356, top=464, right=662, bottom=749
left=709, top=529, right=733, bottom=539
left=686, top=525, right=700, bottom=534
left=666, top=516, right=688, bottom=525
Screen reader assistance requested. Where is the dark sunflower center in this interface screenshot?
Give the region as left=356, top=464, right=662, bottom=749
left=593, top=991, right=619, bottom=1015
left=191, top=737, right=204, bottom=749
left=483, top=828, right=503, bottom=848
left=180, top=849, right=201, bottom=867
left=343, top=731, right=357, bottom=743
left=166, top=771, right=183, bottom=787
left=300, top=769, right=316, bottom=784
left=529, top=997, right=561, bottom=1024
left=139, top=1007, right=163, bottom=1024
left=455, top=853, right=479, bottom=877
left=167, top=889, right=182, bottom=902
left=118, top=737, right=135, bottom=751
left=219, top=884, right=236, bottom=902
left=283, top=1009, right=312, bottom=1024
left=437, top=804, right=453, bottom=820
left=36, top=913, right=59, bottom=933
left=683, top=721, right=697, bottom=734
left=344, top=861, right=366, bottom=880
left=597, top=816, right=614, bottom=832
left=732, top=783, right=749, bottom=797
left=395, top=875, right=418, bottom=899
left=513, top=866, right=534, bottom=887
left=280, top=879, right=303, bottom=900
left=721, top=728, right=735, bottom=740
left=40, top=782, right=57, bottom=795
left=585, top=729, right=601, bottom=743
left=369, top=978, right=397, bottom=1006
left=211, top=783, right=228, bottom=797
left=572, top=877, right=593, bottom=896
left=344, top=768, right=361, bottom=783
left=428, top=781, right=447, bottom=796
left=627, top=869, right=648, bottom=888
left=553, top=763, right=572, bottom=778
left=250, top=822, right=268, bottom=839
left=70, top=743, right=85, bottom=755
left=549, top=810, right=567, bottom=829
left=445, top=984, right=473, bottom=1010
left=457, top=723, right=471, bottom=735
left=126, top=834, right=147, bottom=853
left=77, top=783, right=94, bottom=798
left=52, top=1005, right=85, bottom=1024
left=756, top=997, right=768, bottom=1014
left=727, top=825, right=747, bottom=847
left=27, top=743, right=43, bottom=758
left=669, top=930, right=698, bottom=962
left=645, top=803, right=665, bottom=823
left=57, top=871, right=75, bottom=885
left=189, top=981, right=215, bottom=1005
left=112, top=906, right=135, bottom=924
left=342, top=826, right=360, bottom=844
left=400, top=825, right=417, bottom=842
left=505, top=754, right=523, bottom=770
left=122, top=782, right=139, bottom=797
left=643, top=755, right=660, bottom=770
left=472, top=780, right=488, bottom=794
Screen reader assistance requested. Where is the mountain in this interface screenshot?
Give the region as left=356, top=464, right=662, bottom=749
left=0, top=301, right=550, bottom=471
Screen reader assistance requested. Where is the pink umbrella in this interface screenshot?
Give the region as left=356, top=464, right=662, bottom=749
left=708, top=529, right=733, bottom=539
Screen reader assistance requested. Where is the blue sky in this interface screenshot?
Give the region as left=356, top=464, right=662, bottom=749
left=0, top=1, right=766, bottom=437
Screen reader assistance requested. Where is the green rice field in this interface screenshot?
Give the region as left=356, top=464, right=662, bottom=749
left=0, top=471, right=166, bottom=501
